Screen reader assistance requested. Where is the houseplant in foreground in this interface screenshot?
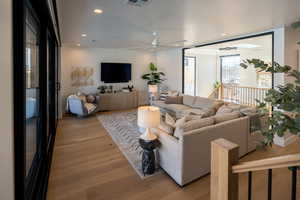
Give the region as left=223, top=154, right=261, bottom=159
left=241, top=59, right=300, bottom=146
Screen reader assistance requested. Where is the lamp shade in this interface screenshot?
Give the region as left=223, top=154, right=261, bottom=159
left=138, top=106, right=160, bottom=128
left=148, top=84, right=158, bottom=93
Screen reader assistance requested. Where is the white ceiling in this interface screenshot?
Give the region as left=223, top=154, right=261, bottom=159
left=59, top=0, right=300, bottom=50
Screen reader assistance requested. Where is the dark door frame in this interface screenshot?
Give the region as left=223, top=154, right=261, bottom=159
left=13, top=0, right=61, bottom=199
left=182, top=32, right=275, bottom=93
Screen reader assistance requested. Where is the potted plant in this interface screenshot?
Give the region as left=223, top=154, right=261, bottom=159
left=241, top=59, right=300, bottom=146
left=142, top=63, right=165, bottom=85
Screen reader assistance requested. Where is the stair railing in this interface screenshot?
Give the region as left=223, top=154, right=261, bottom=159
left=211, top=138, right=299, bottom=200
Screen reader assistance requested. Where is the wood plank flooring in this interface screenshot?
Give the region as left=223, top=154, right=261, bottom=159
left=47, top=113, right=300, bottom=200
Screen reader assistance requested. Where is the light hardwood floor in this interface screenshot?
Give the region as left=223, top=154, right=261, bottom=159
left=47, top=113, right=300, bottom=200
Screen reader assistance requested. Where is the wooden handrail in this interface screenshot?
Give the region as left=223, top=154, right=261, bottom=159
left=222, top=83, right=270, bottom=91
left=232, top=153, right=300, bottom=173
left=211, top=138, right=300, bottom=200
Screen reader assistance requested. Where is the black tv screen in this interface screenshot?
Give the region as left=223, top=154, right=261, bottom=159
left=101, top=63, right=132, bottom=83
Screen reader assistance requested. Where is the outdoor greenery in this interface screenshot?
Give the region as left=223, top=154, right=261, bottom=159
left=213, top=81, right=221, bottom=89
left=241, top=59, right=300, bottom=146
left=142, top=63, right=165, bottom=85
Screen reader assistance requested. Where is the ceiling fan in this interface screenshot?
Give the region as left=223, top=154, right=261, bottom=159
left=128, top=32, right=188, bottom=51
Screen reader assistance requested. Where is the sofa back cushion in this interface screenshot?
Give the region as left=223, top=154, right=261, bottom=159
left=214, top=112, right=240, bottom=124
left=174, top=117, right=214, bottom=138
left=183, top=95, right=196, bottom=107
left=192, top=97, right=224, bottom=110
left=165, top=96, right=183, bottom=104
left=216, top=103, right=246, bottom=115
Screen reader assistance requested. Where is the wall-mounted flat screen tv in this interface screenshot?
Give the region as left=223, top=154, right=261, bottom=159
left=101, top=63, right=132, bottom=83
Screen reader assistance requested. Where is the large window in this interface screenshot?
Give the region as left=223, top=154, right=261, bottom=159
left=184, top=56, right=196, bottom=95
left=183, top=33, right=273, bottom=105
left=221, top=55, right=241, bottom=85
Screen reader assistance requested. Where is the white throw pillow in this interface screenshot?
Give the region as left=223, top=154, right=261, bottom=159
left=165, top=113, right=176, bottom=128
left=175, top=116, right=186, bottom=127
left=158, top=121, right=174, bottom=135
left=84, top=103, right=96, bottom=113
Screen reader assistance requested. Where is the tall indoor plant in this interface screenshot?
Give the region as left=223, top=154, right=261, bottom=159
left=142, top=63, right=165, bottom=85
left=241, top=59, right=300, bottom=146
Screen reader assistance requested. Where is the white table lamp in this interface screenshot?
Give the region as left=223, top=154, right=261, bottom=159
left=138, top=106, right=160, bottom=141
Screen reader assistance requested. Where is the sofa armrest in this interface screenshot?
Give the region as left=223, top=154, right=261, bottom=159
left=152, top=128, right=183, bottom=184
left=180, top=116, right=249, bottom=185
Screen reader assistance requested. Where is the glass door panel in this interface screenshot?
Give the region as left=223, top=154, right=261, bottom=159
left=25, top=9, right=40, bottom=177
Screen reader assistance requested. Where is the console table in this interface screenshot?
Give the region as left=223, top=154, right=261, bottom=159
left=98, top=90, right=149, bottom=111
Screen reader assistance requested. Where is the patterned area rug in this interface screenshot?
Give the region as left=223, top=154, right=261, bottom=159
left=97, top=110, right=161, bottom=178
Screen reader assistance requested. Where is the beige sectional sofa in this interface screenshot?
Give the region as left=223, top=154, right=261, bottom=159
left=153, top=95, right=223, bottom=119
left=151, top=95, right=264, bottom=186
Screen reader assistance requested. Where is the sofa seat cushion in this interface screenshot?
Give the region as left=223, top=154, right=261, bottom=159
left=214, top=112, right=240, bottom=124
left=180, top=108, right=215, bottom=118
left=152, top=100, right=167, bottom=108
left=183, top=95, right=196, bottom=107
left=166, top=104, right=191, bottom=112
left=174, top=117, right=215, bottom=138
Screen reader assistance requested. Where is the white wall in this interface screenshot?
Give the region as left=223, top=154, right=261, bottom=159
left=60, top=47, right=156, bottom=113
left=156, top=48, right=182, bottom=92
left=185, top=53, right=217, bottom=97
left=285, top=27, right=300, bottom=83
left=0, top=0, right=14, bottom=199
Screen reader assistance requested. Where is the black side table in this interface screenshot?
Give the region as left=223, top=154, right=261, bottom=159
left=139, top=138, right=160, bottom=175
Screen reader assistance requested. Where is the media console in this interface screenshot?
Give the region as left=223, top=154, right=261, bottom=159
left=98, top=90, right=149, bottom=111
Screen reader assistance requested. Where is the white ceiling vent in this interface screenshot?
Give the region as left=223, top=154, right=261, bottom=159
left=125, top=0, right=152, bottom=7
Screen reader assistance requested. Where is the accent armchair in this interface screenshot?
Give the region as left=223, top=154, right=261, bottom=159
left=67, top=94, right=100, bottom=117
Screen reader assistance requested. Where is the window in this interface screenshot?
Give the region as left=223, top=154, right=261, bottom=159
left=220, top=55, right=240, bottom=85
left=184, top=56, right=196, bottom=95
left=257, top=72, right=272, bottom=88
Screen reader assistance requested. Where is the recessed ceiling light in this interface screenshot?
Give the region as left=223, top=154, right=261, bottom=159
left=77, top=44, right=81, bottom=46
left=221, top=33, right=227, bottom=36
left=81, top=34, right=87, bottom=37
left=94, top=9, right=103, bottom=14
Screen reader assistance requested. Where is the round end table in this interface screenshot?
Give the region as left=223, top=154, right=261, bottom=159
left=139, top=137, right=160, bottom=175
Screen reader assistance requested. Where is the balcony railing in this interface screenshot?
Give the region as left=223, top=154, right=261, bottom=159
left=211, top=139, right=299, bottom=200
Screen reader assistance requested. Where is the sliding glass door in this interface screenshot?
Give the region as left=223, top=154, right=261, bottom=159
left=25, top=6, right=42, bottom=188
left=13, top=0, right=60, bottom=199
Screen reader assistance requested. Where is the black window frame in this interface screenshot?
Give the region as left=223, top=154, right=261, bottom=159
left=182, top=32, right=275, bottom=93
